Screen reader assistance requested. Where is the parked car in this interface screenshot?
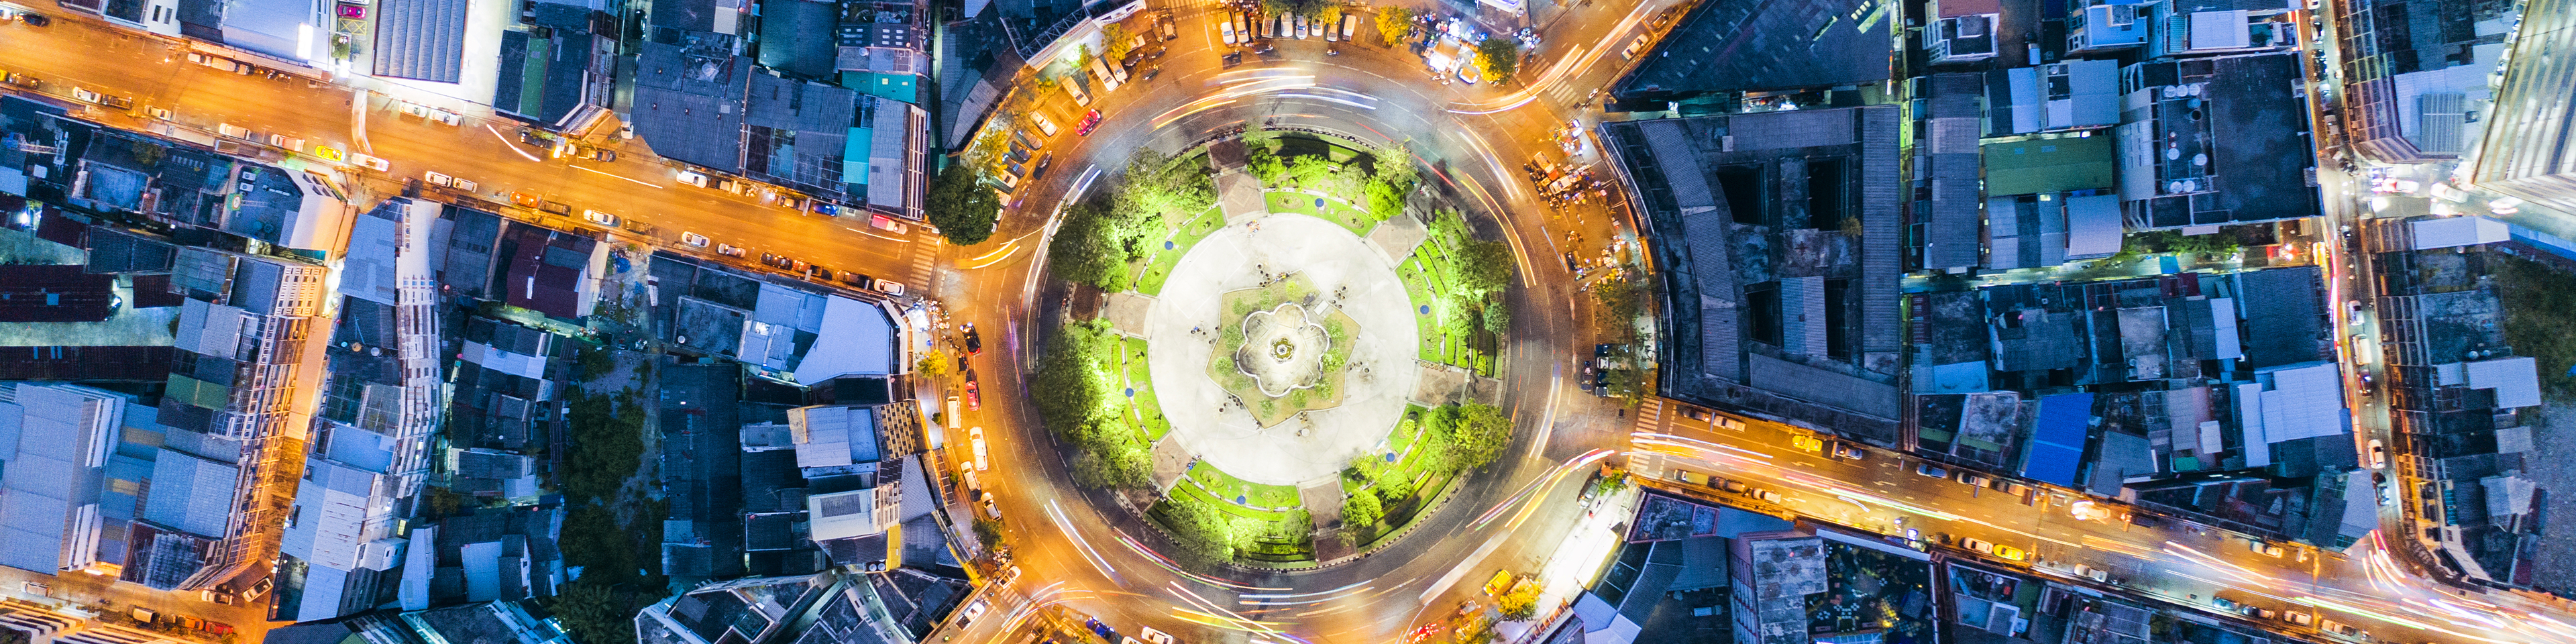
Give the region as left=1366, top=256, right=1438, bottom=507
left=425, top=171, right=455, bottom=187
left=509, top=191, right=543, bottom=207
left=1076, top=109, right=1104, bottom=136
left=2, top=72, right=37, bottom=88
left=267, top=133, right=304, bottom=151
left=680, top=231, right=710, bottom=247
left=1032, top=152, right=1057, bottom=182
left=676, top=170, right=709, bottom=187
left=964, top=378, right=983, bottom=411
left=1717, top=479, right=1748, bottom=494
left=1916, top=463, right=1947, bottom=478
left=2072, top=564, right=2108, bottom=582
left=580, top=210, right=619, bottom=227
left=963, top=323, right=984, bottom=355
left=350, top=154, right=389, bottom=171
left=716, top=244, right=747, bottom=258
left=1830, top=441, right=1865, bottom=460
left=875, top=279, right=907, bottom=297
left=218, top=123, right=252, bottom=139
left=959, top=598, right=990, bottom=626
left=1959, top=537, right=1996, bottom=554
left=2367, top=439, right=2387, bottom=469
left=1622, top=34, right=1650, bottom=58
left=1137, top=627, right=1177, bottom=644
left=1990, top=544, right=2026, bottom=561
left=1956, top=472, right=1993, bottom=488
left=145, top=106, right=174, bottom=120
left=451, top=177, right=478, bottom=191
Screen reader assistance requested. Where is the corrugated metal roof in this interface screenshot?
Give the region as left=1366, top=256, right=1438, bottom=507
left=2064, top=195, right=2125, bottom=258
left=373, top=0, right=469, bottom=82
left=142, top=449, right=238, bottom=537
left=2409, top=215, right=2510, bottom=250
left=2023, top=393, right=2092, bottom=487
left=2463, top=356, right=2541, bottom=409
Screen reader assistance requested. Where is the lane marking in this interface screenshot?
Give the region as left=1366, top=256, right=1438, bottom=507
left=485, top=124, right=542, bottom=162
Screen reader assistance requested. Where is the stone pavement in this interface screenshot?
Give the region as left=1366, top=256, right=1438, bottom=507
left=1146, top=213, right=1423, bottom=486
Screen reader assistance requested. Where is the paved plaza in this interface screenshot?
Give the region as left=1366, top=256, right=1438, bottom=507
left=1146, top=213, right=1422, bottom=486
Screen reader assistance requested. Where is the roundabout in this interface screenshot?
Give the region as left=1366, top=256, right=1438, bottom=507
left=948, top=5, right=1651, bottom=642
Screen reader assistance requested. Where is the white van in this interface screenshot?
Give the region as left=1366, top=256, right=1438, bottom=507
left=1341, top=14, right=1358, bottom=42
left=1325, top=14, right=1338, bottom=41
left=1065, top=78, right=1092, bottom=106
left=1221, top=17, right=1236, bottom=44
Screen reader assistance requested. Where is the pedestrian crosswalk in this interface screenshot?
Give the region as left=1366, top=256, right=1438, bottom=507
left=1633, top=396, right=1666, bottom=435
left=908, top=244, right=938, bottom=292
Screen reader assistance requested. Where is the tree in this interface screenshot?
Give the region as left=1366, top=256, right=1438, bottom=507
left=1160, top=496, right=1240, bottom=568
left=1070, top=443, right=1152, bottom=489
left=926, top=163, right=1001, bottom=246
left=1475, top=37, right=1520, bottom=84
left=1340, top=490, right=1383, bottom=541
left=1286, top=155, right=1339, bottom=191
left=1120, top=149, right=1217, bottom=219
left=1480, top=292, right=1511, bottom=335
left=1377, top=6, right=1412, bottom=46
left=1452, top=239, right=1515, bottom=296
left=915, top=349, right=952, bottom=379
left=1496, top=578, right=1541, bottom=619
left=1103, top=23, right=1133, bottom=62
left=1242, top=129, right=1287, bottom=184
left=547, top=577, right=639, bottom=644
left=1438, top=403, right=1513, bottom=471
left=1048, top=197, right=1136, bottom=290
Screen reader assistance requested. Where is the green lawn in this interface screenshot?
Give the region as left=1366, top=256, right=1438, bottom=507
left=1120, top=337, right=1169, bottom=441
left=1171, top=474, right=1299, bottom=521
left=1188, top=462, right=1304, bottom=510
left=1266, top=191, right=1379, bottom=235
left=1136, top=206, right=1229, bottom=296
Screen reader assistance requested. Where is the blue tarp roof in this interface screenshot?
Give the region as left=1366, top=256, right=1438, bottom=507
left=2022, top=392, right=2093, bottom=487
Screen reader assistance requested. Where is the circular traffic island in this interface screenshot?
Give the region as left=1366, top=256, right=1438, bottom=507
left=1033, top=133, right=1520, bottom=571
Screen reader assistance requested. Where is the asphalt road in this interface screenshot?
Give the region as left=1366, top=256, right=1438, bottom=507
left=0, top=15, right=941, bottom=294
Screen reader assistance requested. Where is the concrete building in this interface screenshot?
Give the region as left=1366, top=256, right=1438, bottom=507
left=1603, top=107, right=1907, bottom=445
left=2330, top=0, right=2510, bottom=162
left=2467, top=0, right=2576, bottom=210
left=276, top=197, right=445, bottom=622
left=1927, top=0, right=2003, bottom=64
left=2112, top=53, right=2320, bottom=229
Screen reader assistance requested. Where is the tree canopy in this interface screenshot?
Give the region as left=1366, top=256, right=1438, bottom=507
left=1476, top=37, right=1521, bottom=84
left=926, top=163, right=1000, bottom=245
left=1377, top=7, right=1412, bottom=46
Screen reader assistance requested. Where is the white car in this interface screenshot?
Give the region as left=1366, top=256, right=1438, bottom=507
left=680, top=231, right=710, bottom=247
left=581, top=209, right=620, bottom=227
left=2367, top=439, right=2387, bottom=469
left=1030, top=111, right=1059, bottom=137
left=425, top=171, right=455, bottom=187
left=969, top=426, right=988, bottom=472
left=959, top=599, right=990, bottom=627
left=350, top=154, right=389, bottom=171
left=676, top=170, right=710, bottom=187
left=1221, top=19, right=1236, bottom=44
left=146, top=107, right=174, bottom=121
left=875, top=279, right=906, bottom=297
left=268, top=134, right=304, bottom=151
left=1623, top=34, right=1650, bottom=59
left=981, top=494, right=1002, bottom=519
left=1960, top=537, right=1996, bottom=554
left=1138, top=627, right=1177, bottom=644
left=218, top=123, right=252, bottom=139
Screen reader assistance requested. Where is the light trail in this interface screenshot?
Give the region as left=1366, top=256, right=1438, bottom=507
left=485, top=124, right=542, bottom=162
left=1046, top=500, right=1120, bottom=582
left=571, top=164, right=661, bottom=189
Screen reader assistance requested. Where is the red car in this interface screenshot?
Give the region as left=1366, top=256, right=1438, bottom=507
left=963, top=380, right=983, bottom=411
left=1075, top=109, right=1103, bottom=136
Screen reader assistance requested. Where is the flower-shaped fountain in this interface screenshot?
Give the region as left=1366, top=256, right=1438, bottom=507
left=1234, top=302, right=1332, bottom=396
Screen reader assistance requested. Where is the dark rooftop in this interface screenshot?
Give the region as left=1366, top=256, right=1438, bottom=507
left=1611, top=0, right=1892, bottom=98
